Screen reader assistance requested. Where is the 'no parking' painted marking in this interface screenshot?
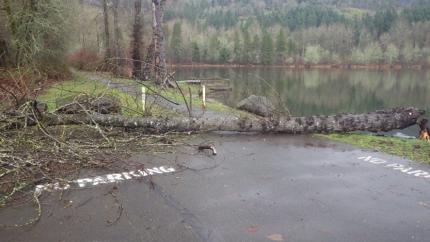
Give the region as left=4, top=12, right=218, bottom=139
left=35, top=166, right=176, bottom=195
left=358, top=156, right=430, bottom=180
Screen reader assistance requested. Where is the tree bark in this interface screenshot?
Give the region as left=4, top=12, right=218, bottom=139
left=102, top=0, right=111, bottom=64
left=0, top=0, right=11, bottom=66
left=112, top=0, right=122, bottom=75
left=143, top=41, right=155, bottom=81
left=2, top=107, right=424, bottom=134
left=3, top=0, right=15, bottom=35
left=131, top=0, right=144, bottom=79
left=152, top=0, right=167, bottom=86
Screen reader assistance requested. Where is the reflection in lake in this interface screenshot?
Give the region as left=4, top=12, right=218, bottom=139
left=175, top=67, right=430, bottom=135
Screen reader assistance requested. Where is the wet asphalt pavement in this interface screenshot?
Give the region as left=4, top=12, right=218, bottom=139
left=1, top=134, right=430, bottom=242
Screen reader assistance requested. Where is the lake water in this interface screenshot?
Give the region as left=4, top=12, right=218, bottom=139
left=175, top=67, right=430, bottom=136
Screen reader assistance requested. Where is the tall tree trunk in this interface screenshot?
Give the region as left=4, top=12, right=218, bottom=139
left=131, top=0, right=144, bottom=79
left=143, top=41, right=155, bottom=81
left=102, top=0, right=111, bottom=64
left=78, top=2, right=86, bottom=51
left=152, top=0, right=167, bottom=86
left=95, top=18, right=101, bottom=54
left=112, top=0, right=122, bottom=75
left=0, top=0, right=11, bottom=66
left=3, top=0, right=15, bottom=35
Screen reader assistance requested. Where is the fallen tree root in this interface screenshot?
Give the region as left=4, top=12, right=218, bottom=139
left=1, top=107, right=424, bottom=134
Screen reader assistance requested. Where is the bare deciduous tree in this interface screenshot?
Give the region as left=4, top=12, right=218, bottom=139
left=102, top=0, right=111, bottom=64
left=112, top=0, right=122, bottom=75
left=152, top=0, right=167, bottom=86
left=0, top=0, right=12, bottom=66
left=131, top=0, right=143, bottom=79
left=143, top=41, right=154, bottom=81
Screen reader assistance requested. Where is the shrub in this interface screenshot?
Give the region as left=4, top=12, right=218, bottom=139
left=304, top=45, right=322, bottom=64
left=385, top=44, right=399, bottom=64
left=69, top=49, right=103, bottom=71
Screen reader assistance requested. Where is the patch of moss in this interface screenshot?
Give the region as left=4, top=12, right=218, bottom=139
left=321, top=133, right=430, bottom=164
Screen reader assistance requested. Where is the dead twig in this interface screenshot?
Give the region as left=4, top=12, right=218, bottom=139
left=198, top=145, right=217, bottom=156
left=0, top=190, right=42, bottom=228
left=76, top=100, right=111, bottom=144
left=106, top=188, right=123, bottom=226
left=132, top=79, right=180, bottom=106
left=174, top=79, right=192, bottom=118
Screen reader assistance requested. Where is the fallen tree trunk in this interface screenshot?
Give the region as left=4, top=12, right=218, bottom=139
left=2, top=107, right=424, bottom=134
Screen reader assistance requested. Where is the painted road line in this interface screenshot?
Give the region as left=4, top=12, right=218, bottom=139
left=35, top=166, right=175, bottom=195
left=358, top=156, right=430, bottom=180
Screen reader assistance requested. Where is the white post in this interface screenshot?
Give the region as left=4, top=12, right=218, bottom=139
left=202, top=85, right=206, bottom=109
left=142, top=86, right=146, bottom=113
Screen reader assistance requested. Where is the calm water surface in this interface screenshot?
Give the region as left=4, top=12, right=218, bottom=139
left=175, top=67, right=430, bottom=135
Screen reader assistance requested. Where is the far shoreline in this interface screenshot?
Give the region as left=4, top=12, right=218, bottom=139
left=170, top=63, right=429, bottom=70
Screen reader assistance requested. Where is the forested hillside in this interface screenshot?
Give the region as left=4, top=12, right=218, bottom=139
left=2, top=0, right=430, bottom=71
left=162, top=0, right=430, bottom=65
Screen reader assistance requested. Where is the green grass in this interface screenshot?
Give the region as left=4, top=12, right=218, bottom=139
left=169, top=83, right=252, bottom=117
left=321, top=133, right=430, bottom=164
left=39, top=72, right=251, bottom=118
left=38, top=74, right=180, bottom=117
left=114, top=77, right=252, bottom=117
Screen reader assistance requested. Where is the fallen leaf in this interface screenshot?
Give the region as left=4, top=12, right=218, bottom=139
left=267, top=233, right=284, bottom=241
left=246, top=225, right=259, bottom=233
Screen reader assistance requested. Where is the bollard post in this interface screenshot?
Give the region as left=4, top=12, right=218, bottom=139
left=202, top=85, right=206, bottom=109
left=142, top=86, right=146, bottom=113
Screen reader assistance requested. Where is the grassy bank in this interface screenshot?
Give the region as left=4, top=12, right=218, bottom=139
left=38, top=72, right=251, bottom=119
left=113, top=76, right=252, bottom=117
left=321, top=133, right=430, bottom=164
left=38, top=74, right=180, bottom=117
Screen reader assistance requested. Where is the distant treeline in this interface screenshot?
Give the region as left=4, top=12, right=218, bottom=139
left=163, top=0, right=430, bottom=66
left=3, top=0, right=430, bottom=74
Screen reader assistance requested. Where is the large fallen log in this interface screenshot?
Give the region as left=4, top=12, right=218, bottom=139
left=2, top=107, right=424, bottom=134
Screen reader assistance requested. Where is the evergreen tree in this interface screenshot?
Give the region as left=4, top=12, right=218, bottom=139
left=219, top=46, right=231, bottom=62
left=233, top=31, right=241, bottom=63
left=260, top=32, right=274, bottom=65
left=209, top=34, right=221, bottom=62
left=251, top=34, right=260, bottom=63
left=276, top=29, right=287, bottom=64
left=191, top=41, right=200, bottom=62
left=170, top=22, right=183, bottom=63
left=287, top=38, right=296, bottom=56
left=201, top=47, right=209, bottom=62
left=241, top=29, right=252, bottom=63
